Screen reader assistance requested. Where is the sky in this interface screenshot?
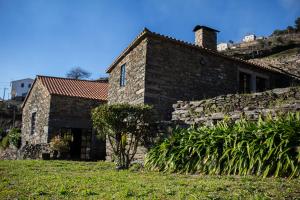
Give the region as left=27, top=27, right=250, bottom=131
left=0, top=0, right=299, bottom=99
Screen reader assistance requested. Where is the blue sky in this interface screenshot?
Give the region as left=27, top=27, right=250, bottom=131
left=0, top=0, right=299, bottom=99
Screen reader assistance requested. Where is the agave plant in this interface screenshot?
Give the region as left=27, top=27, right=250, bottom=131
left=145, top=112, right=300, bottom=178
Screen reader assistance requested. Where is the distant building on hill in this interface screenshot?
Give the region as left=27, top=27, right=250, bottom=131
left=217, top=43, right=229, bottom=51
left=243, top=34, right=256, bottom=42
left=11, top=78, right=34, bottom=101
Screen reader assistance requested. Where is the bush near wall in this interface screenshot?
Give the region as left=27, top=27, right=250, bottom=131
left=0, top=128, right=21, bottom=150
left=145, top=113, right=300, bottom=178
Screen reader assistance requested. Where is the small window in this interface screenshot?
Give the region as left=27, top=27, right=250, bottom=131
left=31, top=112, right=36, bottom=135
left=256, top=76, right=267, bottom=92
left=239, top=72, right=251, bottom=93
left=28, top=84, right=31, bottom=88
left=120, top=64, right=126, bottom=87
left=21, top=83, right=24, bottom=88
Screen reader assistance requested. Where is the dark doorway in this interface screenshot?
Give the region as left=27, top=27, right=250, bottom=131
left=256, top=76, right=267, bottom=92
left=70, top=128, right=82, bottom=160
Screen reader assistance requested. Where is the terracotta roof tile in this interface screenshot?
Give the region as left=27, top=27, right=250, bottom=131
left=38, top=75, right=108, bottom=101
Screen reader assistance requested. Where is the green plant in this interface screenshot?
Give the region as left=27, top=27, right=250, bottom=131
left=145, top=112, right=300, bottom=178
left=8, top=128, right=21, bottom=148
left=92, top=103, right=155, bottom=169
left=0, top=160, right=300, bottom=199
left=0, top=127, right=5, bottom=139
left=49, top=135, right=70, bottom=153
left=0, top=135, right=10, bottom=149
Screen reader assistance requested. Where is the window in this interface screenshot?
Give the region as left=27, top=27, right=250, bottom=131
left=28, top=84, right=31, bottom=88
left=120, top=64, right=126, bottom=87
left=239, top=72, right=251, bottom=93
left=256, top=76, right=267, bottom=92
left=31, top=112, right=36, bottom=135
left=21, top=83, right=24, bottom=88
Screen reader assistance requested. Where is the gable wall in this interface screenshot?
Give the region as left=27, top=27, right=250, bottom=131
left=21, top=79, right=51, bottom=145
left=108, top=38, right=148, bottom=105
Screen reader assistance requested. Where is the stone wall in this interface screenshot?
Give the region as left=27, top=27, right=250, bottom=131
left=172, top=86, right=300, bottom=125
left=48, top=95, right=106, bottom=160
left=22, top=79, right=51, bottom=145
left=145, top=36, right=291, bottom=120
left=48, top=95, right=102, bottom=137
left=108, top=38, right=147, bottom=105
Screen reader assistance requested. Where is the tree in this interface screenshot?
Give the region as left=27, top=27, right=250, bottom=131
left=271, top=29, right=284, bottom=36
left=92, top=104, right=154, bottom=169
left=66, top=67, right=91, bottom=80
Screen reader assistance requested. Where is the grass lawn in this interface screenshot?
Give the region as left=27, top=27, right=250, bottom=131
left=0, top=160, right=299, bottom=199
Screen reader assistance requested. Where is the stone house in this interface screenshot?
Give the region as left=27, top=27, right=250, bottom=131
left=22, top=76, right=108, bottom=160
left=107, top=25, right=295, bottom=120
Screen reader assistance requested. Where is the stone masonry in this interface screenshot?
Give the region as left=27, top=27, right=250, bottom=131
left=108, top=28, right=294, bottom=121
left=22, top=80, right=51, bottom=145
left=22, top=77, right=107, bottom=160
left=108, top=38, right=147, bottom=105
left=172, top=86, right=300, bottom=126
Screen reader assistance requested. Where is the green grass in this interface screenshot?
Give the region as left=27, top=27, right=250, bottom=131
left=0, top=160, right=300, bottom=199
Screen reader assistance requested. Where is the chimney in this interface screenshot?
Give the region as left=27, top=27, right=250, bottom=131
left=193, top=25, right=219, bottom=50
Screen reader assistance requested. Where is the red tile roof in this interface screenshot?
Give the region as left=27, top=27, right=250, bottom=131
left=38, top=75, right=108, bottom=101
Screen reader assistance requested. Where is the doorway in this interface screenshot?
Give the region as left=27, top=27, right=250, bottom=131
left=70, top=128, right=82, bottom=160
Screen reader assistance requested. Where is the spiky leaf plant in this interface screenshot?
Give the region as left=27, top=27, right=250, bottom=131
left=145, top=112, right=300, bottom=178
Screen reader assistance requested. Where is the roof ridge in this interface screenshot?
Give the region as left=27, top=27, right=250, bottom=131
left=140, top=29, right=294, bottom=75
left=106, top=27, right=297, bottom=77
left=36, top=75, right=106, bottom=83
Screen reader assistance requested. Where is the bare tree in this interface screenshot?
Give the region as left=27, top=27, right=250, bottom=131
left=66, top=67, right=91, bottom=80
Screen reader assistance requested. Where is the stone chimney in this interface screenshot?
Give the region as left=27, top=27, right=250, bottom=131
left=193, top=25, right=219, bottom=50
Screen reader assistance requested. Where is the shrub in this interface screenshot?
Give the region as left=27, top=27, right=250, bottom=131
left=92, top=104, right=154, bottom=169
left=0, top=127, right=5, bottom=139
left=145, top=112, right=300, bottom=178
left=49, top=135, right=70, bottom=153
left=0, top=136, right=10, bottom=149
left=8, top=128, right=21, bottom=148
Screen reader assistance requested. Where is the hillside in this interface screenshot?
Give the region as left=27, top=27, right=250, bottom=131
left=222, top=33, right=300, bottom=77
left=0, top=100, right=22, bottom=130
left=250, top=47, right=300, bottom=77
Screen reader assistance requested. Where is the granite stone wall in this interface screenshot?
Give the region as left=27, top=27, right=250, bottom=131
left=172, top=86, right=300, bottom=126
left=22, top=80, right=51, bottom=146
left=108, top=38, right=148, bottom=105
left=48, top=95, right=106, bottom=160
left=145, top=36, right=290, bottom=120
left=48, top=95, right=102, bottom=136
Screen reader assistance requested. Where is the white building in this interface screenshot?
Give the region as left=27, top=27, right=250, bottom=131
left=243, top=34, right=256, bottom=42
left=217, top=43, right=229, bottom=51
left=11, top=78, right=34, bottom=100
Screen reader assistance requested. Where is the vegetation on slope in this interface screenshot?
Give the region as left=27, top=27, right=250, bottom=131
left=145, top=113, right=300, bottom=178
left=0, top=160, right=300, bottom=199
